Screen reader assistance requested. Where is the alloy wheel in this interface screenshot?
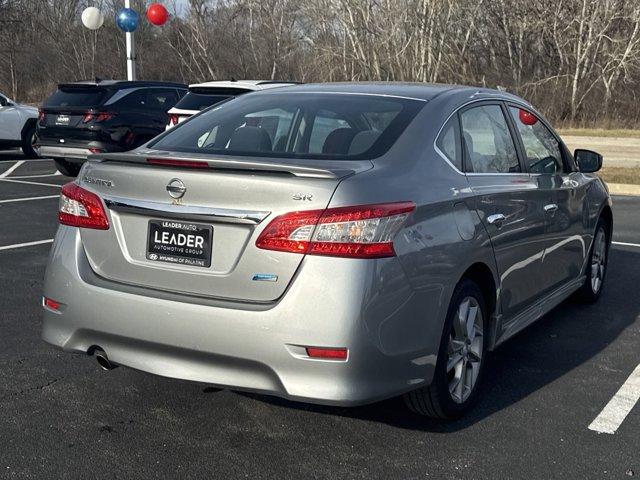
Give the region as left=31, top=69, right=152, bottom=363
left=447, top=296, right=483, bottom=404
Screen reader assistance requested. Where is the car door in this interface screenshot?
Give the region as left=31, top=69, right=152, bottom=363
left=0, top=95, right=22, bottom=141
left=507, top=105, right=587, bottom=294
left=460, top=102, right=547, bottom=319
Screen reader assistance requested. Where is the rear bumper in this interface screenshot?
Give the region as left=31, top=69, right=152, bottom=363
left=36, top=142, right=125, bottom=162
left=42, top=227, right=443, bottom=406
left=36, top=145, right=92, bottom=162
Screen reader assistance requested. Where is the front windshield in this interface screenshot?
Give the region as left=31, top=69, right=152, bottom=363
left=150, top=92, right=424, bottom=160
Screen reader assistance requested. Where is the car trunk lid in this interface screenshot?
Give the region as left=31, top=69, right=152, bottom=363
left=77, top=151, right=372, bottom=302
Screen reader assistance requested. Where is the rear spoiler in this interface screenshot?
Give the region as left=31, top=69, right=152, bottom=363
left=89, top=152, right=371, bottom=180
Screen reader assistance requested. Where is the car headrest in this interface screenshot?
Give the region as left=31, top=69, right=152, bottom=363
left=228, top=126, right=272, bottom=152
left=322, top=128, right=357, bottom=155
left=348, top=130, right=380, bottom=155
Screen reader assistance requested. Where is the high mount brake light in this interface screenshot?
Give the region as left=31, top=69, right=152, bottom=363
left=147, top=158, right=210, bottom=169
left=58, top=182, right=109, bottom=230
left=256, top=202, right=415, bottom=259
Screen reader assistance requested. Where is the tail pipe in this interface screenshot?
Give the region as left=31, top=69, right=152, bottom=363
left=93, top=348, right=118, bottom=371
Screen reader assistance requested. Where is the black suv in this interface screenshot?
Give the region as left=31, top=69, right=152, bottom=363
left=37, top=80, right=187, bottom=176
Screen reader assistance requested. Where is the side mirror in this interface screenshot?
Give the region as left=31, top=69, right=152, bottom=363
left=575, top=149, right=603, bottom=173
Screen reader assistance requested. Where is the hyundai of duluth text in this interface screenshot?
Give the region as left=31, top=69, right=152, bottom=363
left=42, top=83, right=612, bottom=419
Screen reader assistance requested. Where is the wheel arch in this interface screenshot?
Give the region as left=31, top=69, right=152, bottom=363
left=20, top=117, right=37, bottom=140
left=599, top=204, right=613, bottom=242
left=458, top=261, right=500, bottom=349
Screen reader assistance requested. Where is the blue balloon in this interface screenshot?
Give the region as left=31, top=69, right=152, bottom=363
left=116, top=8, right=139, bottom=33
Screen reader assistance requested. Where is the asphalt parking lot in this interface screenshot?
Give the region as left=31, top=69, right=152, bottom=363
left=0, top=150, right=638, bottom=479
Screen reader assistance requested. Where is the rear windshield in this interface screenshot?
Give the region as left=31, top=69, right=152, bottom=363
left=174, top=92, right=235, bottom=111
left=43, top=87, right=110, bottom=108
left=150, top=93, right=424, bottom=160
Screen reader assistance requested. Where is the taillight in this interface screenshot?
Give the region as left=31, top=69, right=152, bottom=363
left=96, top=112, right=115, bottom=122
left=82, top=112, right=115, bottom=123
left=38, top=109, right=45, bottom=123
left=58, top=182, right=109, bottom=230
left=256, top=202, right=415, bottom=258
left=169, top=114, right=179, bottom=126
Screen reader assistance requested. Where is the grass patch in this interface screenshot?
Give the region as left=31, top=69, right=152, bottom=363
left=598, top=167, right=640, bottom=185
left=558, top=129, right=640, bottom=138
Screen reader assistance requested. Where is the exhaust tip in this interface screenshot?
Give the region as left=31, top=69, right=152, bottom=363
left=93, top=348, right=118, bottom=371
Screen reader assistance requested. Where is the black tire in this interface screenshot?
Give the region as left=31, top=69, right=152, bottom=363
left=404, top=278, right=489, bottom=419
left=575, top=218, right=610, bottom=304
left=21, top=123, right=38, bottom=158
left=53, top=158, right=82, bottom=177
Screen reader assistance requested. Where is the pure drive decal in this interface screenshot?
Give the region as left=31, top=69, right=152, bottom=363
left=146, top=220, right=212, bottom=268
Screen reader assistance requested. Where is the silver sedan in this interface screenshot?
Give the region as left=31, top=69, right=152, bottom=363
left=42, top=83, right=612, bottom=418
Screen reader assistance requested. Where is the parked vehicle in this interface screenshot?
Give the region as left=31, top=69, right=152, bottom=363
left=0, top=92, right=39, bottom=158
left=36, top=80, right=187, bottom=177
left=166, top=80, right=297, bottom=129
left=42, top=83, right=612, bottom=419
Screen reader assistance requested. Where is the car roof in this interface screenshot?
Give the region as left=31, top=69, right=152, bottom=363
left=256, top=82, right=525, bottom=103
left=59, top=80, right=187, bottom=89
left=188, top=80, right=299, bottom=91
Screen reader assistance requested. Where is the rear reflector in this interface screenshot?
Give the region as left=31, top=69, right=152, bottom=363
left=59, top=182, right=109, bottom=230
left=43, top=297, right=60, bottom=310
left=147, top=158, right=209, bottom=169
left=306, top=347, right=348, bottom=360
left=256, top=202, right=415, bottom=258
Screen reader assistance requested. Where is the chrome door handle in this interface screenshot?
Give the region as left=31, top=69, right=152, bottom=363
left=487, top=213, right=506, bottom=226
left=544, top=203, right=558, bottom=213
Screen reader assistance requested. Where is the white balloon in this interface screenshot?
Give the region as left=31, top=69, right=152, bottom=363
left=81, top=6, right=104, bottom=30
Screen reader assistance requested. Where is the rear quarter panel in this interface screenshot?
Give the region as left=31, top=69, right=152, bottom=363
left=328, top=94, right=500, bottom=360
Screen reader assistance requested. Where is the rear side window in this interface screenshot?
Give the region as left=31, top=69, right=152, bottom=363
left=113, top=89, right=179, bottom=111
left=43, top=87, right=109, bottom=108
left=436, top=117, right=462, bottom=171
left=460, top=105, right=520, bottom=173
left=147, top=89, right=179, bottom=111
left=174, top=92, right=234, bottom=111
left=508, top=107, right=564, bottom=174
left=150, top=93, right=424, bottom=160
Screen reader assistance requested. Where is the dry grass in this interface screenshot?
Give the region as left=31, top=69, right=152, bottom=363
left=598, top=167, right=640, bottom=185
left=558, top=129, right=640, bottom=138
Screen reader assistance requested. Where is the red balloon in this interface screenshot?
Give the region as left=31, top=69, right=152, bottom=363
left=519, top=109, right=538, bottom=126
left=147, top=3, right=169, bottom=26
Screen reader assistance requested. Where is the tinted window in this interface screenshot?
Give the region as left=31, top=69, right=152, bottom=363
left=147, top=89, right=179, bottom=111
left=44, top=87, right=110, bottom=108
left=436, top=117, right=462, bottom=170
left=151, top=93, right=423, bottom=160
left=509, top=107, right=564, bottom=174
left=460, top=105, right=520, bottom=173
left=174, top=92, right=234, bottom=111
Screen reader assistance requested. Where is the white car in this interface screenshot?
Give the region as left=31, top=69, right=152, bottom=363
left=166, top=80, right=297, bottom=129
left=0, top=92, right=39, bottom=157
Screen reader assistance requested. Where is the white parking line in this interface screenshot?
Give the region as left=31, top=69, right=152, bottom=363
left=8, top=173, right=63, bottom=179
left=0, top=195, right=59, bottom=204
left=589, top=364, right=640, bottom=434
left=0, top=239, right=54, bottom=251
left=0, top=161, right=25, bottom=178
left=612, top=241, right=640, bottom=248
left=0, top=158, right=52, bottom=163
left=0, top=178, right=62, bottom=188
